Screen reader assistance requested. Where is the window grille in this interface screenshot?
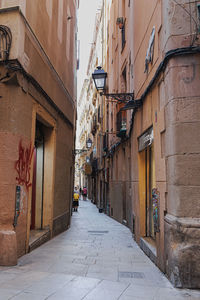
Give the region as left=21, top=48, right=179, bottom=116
left=0, top=25, right=12, bottom=61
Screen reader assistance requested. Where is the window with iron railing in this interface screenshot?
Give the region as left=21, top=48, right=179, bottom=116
left=116, top=111, right=126, bottom=138
left=0, top=25, right=12, bottom=61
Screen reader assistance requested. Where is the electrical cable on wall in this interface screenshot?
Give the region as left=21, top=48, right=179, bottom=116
left=172, top=0, right=200, bottom=46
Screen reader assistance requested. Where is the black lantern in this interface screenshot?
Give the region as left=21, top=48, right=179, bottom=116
left=92, top=66, right=107, bottom=91
left=92, top=66, right=142, bottom=110
left=86, top=138, right=92, bottom=149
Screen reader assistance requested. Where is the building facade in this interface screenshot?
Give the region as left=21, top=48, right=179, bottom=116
left=80, top=0, right=200, bottom=288
left=131, top=0, right=200, bottom=288
left=0, top=0, right=78, bottom=265
left=75, top=8, right=103, bottom=207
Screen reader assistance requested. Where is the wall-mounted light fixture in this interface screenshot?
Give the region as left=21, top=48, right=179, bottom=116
left=92, top=66, right=107, bottom=92
left=86, top=138, right=92, bottom=149
left=92, top=66, right=142, bottom=109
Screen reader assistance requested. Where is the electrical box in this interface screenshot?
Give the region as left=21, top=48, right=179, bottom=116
left=13, top=185, right=21, bottom=227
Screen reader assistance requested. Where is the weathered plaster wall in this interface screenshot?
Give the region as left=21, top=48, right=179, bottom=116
left=0, top=79, right=33, bottom=262
left=161, top=0, right=199, bottom=52
left=164, top=54, right=200, bottom=288
left=0, top=0, right=76, bottom=265
left=0, top=4, right=76, bottom=126
left=0, top=71, right=74, bottom=263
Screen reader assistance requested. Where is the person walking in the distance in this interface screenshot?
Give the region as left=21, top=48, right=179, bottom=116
left=73, top=187, right=79, bottom=212
left=82, top=186, right=87, bottom=201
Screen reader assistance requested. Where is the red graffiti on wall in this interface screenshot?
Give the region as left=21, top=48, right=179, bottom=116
left=15, top=140, right=34, bottom=190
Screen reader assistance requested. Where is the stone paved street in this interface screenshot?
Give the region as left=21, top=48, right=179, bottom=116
left=0, top=199, right=200, bottom=300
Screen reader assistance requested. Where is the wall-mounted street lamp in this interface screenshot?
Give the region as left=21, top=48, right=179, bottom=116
left=74, top=138, right=92, bottom=155
left=92, top=66, right=107, bottom=92
left=92, top=66, right=142, bottom=109
left=86, top=138, right=92, bottom=149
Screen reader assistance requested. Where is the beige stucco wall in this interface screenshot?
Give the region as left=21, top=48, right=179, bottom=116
left=0, top=0, right=76, bottom=98
left=0, top=3, right=76, bottom=124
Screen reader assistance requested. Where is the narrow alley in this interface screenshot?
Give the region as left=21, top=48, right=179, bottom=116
left=0, top=198, right=199, bottom=300
left=0, top=0, right=200, bottom=296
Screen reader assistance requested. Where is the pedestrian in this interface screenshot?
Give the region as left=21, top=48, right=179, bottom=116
left=82, top=186, right=87, bottom=201
left=73, top=187, right=79, bottom=212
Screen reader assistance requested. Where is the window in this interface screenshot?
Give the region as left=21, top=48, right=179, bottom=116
left=121, top=67, right=127, bottom=92
left=121, top=23, right=126, bottom=50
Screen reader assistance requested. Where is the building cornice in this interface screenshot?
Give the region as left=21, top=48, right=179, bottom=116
left=1, top=59, right=74, bottom=129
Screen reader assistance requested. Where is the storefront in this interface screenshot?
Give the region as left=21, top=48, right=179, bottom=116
left=138, top=127, right=158, bottom=257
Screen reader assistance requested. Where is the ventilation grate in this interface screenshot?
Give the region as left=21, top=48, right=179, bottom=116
left=88, top=230, right=109, bottom=234
left=118, top=271, right=145, bottom=279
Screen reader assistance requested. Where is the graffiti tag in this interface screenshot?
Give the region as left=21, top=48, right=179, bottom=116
left=152, top=188, right=160, bottom=233
left=15, top=140, right=34, bottom=190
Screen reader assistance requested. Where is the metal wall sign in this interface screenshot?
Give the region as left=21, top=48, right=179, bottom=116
left=84, top=163, right=92, bottom=175
left=138, top=127, right=154, bottom=152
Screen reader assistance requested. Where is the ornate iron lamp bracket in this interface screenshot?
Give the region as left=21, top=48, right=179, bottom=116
left=73, top=149, right=87, bottom=155
left=101, top=92, right=134, bottom=103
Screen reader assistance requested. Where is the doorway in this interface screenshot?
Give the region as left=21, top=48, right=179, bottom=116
left=29, top=116, right=55, bottom=251
left=138, top=127, right=156, bottom=240
left=31, top=121, right=44, bottom=230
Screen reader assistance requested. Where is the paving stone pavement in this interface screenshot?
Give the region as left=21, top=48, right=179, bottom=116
left=0, top=199, right=200, bottom=300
